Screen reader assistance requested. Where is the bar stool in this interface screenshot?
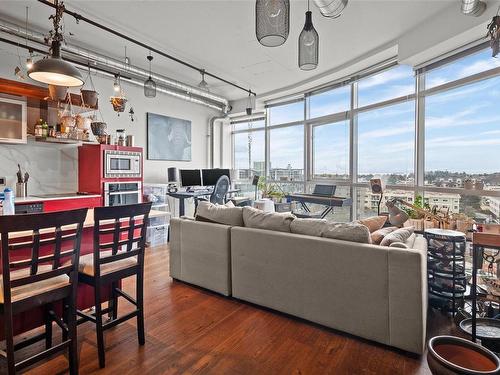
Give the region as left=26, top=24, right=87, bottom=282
left=0, top=208, right=88, bottom=375
left=77, top=203, right=151, bottom=368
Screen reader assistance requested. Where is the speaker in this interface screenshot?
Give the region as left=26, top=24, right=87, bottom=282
left=370, top=178, right=383, bottom=194
left=167, top=167, right=178, bottom=183
left=252, top=175, right=260, bottom=186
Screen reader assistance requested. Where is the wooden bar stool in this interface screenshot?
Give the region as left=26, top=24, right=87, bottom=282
left=77, top=203, right=151, bottom=368
left=0, top=208, right=88, bottom=375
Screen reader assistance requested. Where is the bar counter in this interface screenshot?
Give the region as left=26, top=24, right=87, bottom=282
left=0, top=208, right=169, bottom=340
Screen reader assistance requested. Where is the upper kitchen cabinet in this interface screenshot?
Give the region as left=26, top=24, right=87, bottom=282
left=0, top=94, right=27, bottom=144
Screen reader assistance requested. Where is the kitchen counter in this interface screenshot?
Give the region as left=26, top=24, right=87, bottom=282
left=15, top=193, right=102, bottom=204
left=9, top=208, right=169, bottom=239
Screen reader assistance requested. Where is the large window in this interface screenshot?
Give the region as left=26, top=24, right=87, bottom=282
left=357, top=101, right=415, bottom=184
left=357, top=65, right=415, bottom=107
left=269, top=125, right=304, bottom=181
left=230, top=43, right=500, bottom=223
left=232, top=120, right=265, bottom=195
left=312, top=121, right=349, bottom=180
left=309, top=85, right=350, bottom=118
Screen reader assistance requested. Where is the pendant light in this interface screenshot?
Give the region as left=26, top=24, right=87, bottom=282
left=144, top=52, right=157, bottom=98
left=198, top=69, right=209, bottom=91
left=28, top=1, right=84, bottom=87
left=113, top=74, right=121, bottom=93
left=256, top=0, right=290, bottom=47
left=298, top=0, right=319, bottom=71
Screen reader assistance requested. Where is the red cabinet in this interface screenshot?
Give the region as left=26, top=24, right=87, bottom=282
left=43, top=196, right=102, bottom=212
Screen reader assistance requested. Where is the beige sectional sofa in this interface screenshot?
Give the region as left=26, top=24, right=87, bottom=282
left=169, top=215, right=427, bottom=355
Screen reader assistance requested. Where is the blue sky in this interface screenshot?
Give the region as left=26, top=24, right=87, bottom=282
left=234, top=49, right=500, bottom=176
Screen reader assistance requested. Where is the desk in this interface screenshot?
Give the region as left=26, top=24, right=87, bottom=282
left=169, top=189, right=240, bottom=216
left=286, top=194, right=352, bottom=219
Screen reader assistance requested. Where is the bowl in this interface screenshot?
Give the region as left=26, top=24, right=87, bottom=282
left=90, top=122, right=107, bottom=136
left=427, top=335, right=500, bottom=375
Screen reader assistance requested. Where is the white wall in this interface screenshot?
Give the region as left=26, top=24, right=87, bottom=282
left=0, top=47, right=218, bottom=195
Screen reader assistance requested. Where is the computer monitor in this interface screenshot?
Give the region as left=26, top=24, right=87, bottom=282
left=179, top=169, right=202, bottom=187
left=202, top=169, right=231, bottom=186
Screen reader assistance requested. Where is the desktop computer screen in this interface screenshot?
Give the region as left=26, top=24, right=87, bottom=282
left=202, top=169, right=230, bottom=186
left=179, top=169, right=202, bottom=187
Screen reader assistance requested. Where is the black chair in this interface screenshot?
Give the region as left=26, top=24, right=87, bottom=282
left=209, top=175, right=230, bottom=205
left=0, top=208, right=88, bottom=375
left=76, top=203, right=151, bottom=368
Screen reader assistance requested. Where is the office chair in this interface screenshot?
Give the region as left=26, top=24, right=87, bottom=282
left=210, top=175, right=230, bottom=204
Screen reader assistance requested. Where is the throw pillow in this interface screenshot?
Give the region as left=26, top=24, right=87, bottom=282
left=356, top=215, right=387, bottom=233
left=371, top=226, right=398, bottom=245
left=290, top=218, right=328, bottom=237
left=389, top=242, right=409, bottom=249
left=195, top=200, right=243, bottom=226
left=380, top=226, right=414, bottom=247
left=242, top=206, right=295, bottom=232
left=321, top=222, right=371, bottom=244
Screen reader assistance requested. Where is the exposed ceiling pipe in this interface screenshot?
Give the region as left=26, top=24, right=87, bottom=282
left=312, top=0, right=348, bottom=18
left=461, top=0, right=486, bottom=17
left=0, top=18, right=231, bottom=113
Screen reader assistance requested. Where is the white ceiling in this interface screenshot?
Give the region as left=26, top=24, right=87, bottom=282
left=0, top=0, right=456, bottom=100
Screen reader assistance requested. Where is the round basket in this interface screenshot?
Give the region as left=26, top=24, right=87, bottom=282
left=110, top=97, right=127, bottom=112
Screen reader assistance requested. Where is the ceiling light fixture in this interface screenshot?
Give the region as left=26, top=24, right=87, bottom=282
left=26, top=50, right=34, bottom=70
left=312, top=0, right=348, bottom=18
left=256, top=0, right=290, bottom=47
left=28, top=1, right=83, bottom=86
left=113, top=74, right=121, bottom=93
left=246, top=92, right=255, bottom=115
left=144, top=52, right=157, bottom=98
left=299, top=0, right=319, bottom=71
left=198, top=69, right=209, bottom=92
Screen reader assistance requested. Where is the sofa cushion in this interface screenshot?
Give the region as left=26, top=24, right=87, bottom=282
left=371, top=226, right=398, bottom=245
left=357, top=216, right=387, bottom=233
left=242, top=206, right=295, bottom=232
left=321, top=222, right=371, bottom=244
left=389, top=242, right=409, bottom=249
left=290, top=218, right=328, bottom=237
left=196, top=200, right=243, bottom=227
left=380, top=226, right=414, bottom=247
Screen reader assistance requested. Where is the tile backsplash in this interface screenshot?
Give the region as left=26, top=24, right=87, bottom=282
left=0, top=142, right=78, bottom=195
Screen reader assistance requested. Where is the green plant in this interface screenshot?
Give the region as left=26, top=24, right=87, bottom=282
left=401, top=194, right=430, bottom=219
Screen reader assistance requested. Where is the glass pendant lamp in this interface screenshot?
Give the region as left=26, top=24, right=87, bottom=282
left=256, top=0, right=290, bottom=47
left=298, top=0, right=319, bottom=71
left=144, top=53, right=156, bottom=98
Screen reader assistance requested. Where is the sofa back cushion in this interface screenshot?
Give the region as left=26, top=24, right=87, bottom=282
left=290, top=218, right=328, bottom=237
left=322, top=222, right=372, bottom=244
left=242, top=206, right=295, bottom=232
left=196, top=201, right=243, bottom=227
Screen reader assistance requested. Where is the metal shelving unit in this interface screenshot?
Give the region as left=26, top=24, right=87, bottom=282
left=425, top=228, right=467, bottom=315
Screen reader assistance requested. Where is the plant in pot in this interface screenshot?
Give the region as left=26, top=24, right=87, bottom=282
left=402, top=194, right=429, bottom=231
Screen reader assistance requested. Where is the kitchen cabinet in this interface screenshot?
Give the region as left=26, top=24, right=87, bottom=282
left=43, top=196, right=102, bottom=212
left=0, top=95, right=27, bottom=144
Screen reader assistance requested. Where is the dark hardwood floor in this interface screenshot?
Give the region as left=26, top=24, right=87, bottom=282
left=3, top=245, right=458, bottom=374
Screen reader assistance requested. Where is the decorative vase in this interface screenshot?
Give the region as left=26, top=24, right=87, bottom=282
left=427, top=335, right=500, bottom=375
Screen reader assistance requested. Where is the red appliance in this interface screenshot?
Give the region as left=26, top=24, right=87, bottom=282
left=78, top=144, right=144, bottom=206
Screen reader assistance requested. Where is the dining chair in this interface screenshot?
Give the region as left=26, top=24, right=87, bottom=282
left=0, top=208, right=88, bottom=375
left=76, top=202, right=151, bottom=368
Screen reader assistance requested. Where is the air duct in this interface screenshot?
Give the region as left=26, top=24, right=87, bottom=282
left=0, top=18, right=231, bottom=113
left=461, top=0, right=486, bottom=17
left=312, top=0, right=348, bottom=19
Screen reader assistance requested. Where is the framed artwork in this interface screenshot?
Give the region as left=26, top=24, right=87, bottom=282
left=147, top=112, right=191, bottom=161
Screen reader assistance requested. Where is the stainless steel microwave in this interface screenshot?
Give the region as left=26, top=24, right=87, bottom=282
left=104, top=150, right=142, bottom=178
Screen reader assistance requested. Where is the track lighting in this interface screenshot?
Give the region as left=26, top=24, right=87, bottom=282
left=113, top=74, right=121, bottom=93
left=198, top=69, right=209, bottom=91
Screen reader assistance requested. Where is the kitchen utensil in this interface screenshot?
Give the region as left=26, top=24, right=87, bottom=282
left=24, top=172, right=29, bottom=183
left=17, top=164, right=23, bottom=183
